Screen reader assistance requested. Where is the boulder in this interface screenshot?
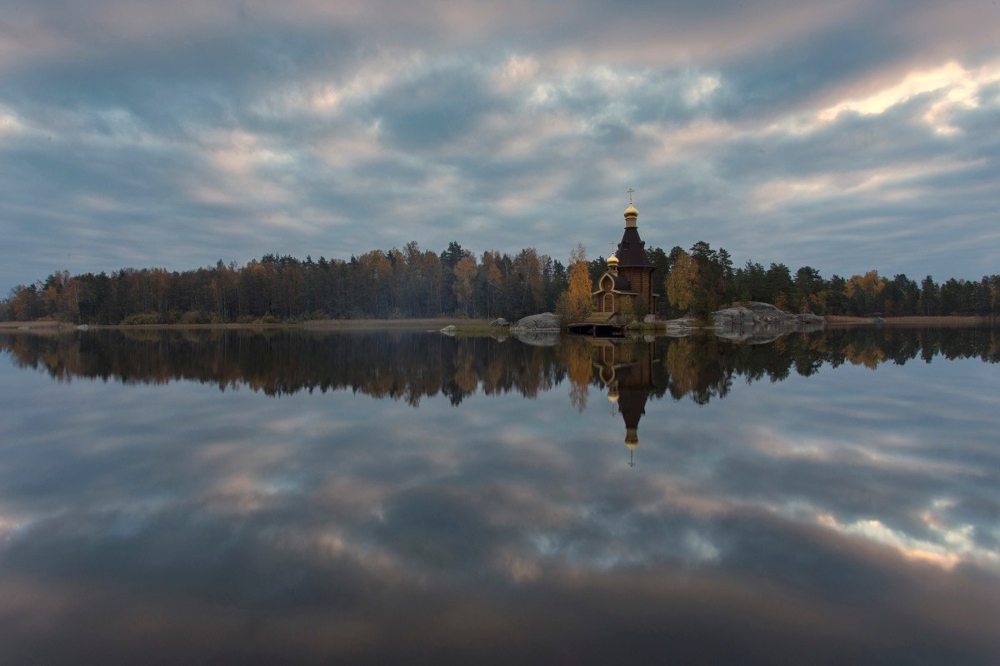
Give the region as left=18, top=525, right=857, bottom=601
left=712, top=302, right=825, bottom=336
left=664, top=315, right=698, bottom=329
left=744, top=301, right=786, bottom=315
left=712, top=306, right=758, bottom=326
left=440, top=325, right=457, bottom=336
left=511, top=312, right=561, bottom=332
left=489, top=318, right=509, bottom=327
left=795, top=313, right=825, bottom=326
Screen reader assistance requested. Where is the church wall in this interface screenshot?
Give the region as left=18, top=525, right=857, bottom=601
left=617, top=267, right=657, bottom=313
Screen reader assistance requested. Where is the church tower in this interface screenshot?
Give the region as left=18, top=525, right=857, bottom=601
left=592, top=191, right=659, bottom=318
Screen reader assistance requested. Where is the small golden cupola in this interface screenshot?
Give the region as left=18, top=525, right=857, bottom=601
left=607, top=253, right=619, bottom=276
left=607, top=385, right=620, bottom=415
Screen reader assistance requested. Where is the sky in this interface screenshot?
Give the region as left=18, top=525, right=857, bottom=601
left=1, top=0, right=998, bottom=294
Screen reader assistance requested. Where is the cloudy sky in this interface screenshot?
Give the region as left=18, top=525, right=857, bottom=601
left=1, top=0, right=998, bottom=293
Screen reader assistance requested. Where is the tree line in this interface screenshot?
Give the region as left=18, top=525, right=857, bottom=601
left=2, top=239, right=999, bottom=324
left=608, top=241, right=1000, bottom=320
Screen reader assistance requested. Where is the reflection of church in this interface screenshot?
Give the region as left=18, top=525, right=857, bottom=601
left=591, top=338, right=659, bottom=467
left=591, top=192, right=660, bottom=320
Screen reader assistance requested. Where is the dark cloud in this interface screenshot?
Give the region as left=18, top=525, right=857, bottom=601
left=716, top=5, right=910, bottom=120
left=369, top=64, right=499, bottom=151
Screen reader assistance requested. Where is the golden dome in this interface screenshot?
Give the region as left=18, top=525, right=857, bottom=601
left=607, top=254, right=619, bottom=266
left=624, top=188, right=638, bottom=223
left=625, top=428, right=639, bottom=467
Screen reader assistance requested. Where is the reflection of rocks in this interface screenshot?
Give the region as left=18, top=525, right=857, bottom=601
left=515, top=330, right=560, bottom=347
left=664, top=315, right=698, bottom=334
left=440, top=325, right=457, bottom=336
left=715, top=329, right=788, bottom=344
left=712, top=302, right=824, bottom=342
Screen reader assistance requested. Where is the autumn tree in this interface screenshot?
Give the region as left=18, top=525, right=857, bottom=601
left=481, top=251, right=504, bottom=318
left=846, top=270, right=887, bottom=315
left=453, top=256, right=478, bottom=316
left=665, top=251, right=699, bottom=315
left=555, top=244, right=593, bottom=322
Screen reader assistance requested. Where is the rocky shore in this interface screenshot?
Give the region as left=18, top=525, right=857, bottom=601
left=444, top=305, right=825, bottom=344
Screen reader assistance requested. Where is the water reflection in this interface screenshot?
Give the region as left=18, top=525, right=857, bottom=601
left=1, top=327, right=999, bottom=664
left=3, top=326, right=997, bottom=402
left=590, top=338, right=660, bottom=466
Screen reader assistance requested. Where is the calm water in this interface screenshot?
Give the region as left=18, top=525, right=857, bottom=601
left=1, top=327, right=998, bottom=665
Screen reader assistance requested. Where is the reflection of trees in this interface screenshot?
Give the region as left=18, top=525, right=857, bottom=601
left=664, top=337, right=731, bottom=404
left=0, top=330, right=568, bottom=406
left=843, top=344, right=885, bottom=370
left=1, top=326, right=996, bottom=408
left=562, top=337, right=594, bottom=412
left=651, top=326, right=999, bottom=404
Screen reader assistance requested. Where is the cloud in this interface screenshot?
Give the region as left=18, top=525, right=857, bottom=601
left=1, top=0, right=999, bottom=291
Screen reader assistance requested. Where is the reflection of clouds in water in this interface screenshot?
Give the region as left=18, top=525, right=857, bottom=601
left=814, top=499, right=1000, bottom=572
left=683, top=530, right=721, bottom=562
left=2, top=340, right=1000, bottom=662
left=2, top=378, right=996, bottom=587
left=744, top=425, right=979, bottom=476
left=0, top=515, right=23, bottom=542
left=262, top=414, right=352, bottom=437
left=625, top=358, right=1000, bottom=579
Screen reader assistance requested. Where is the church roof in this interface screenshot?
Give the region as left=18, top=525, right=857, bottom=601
left=596, top=272, right=633, bottom=293
left=611, top=273, right=632, bottom=291
left=616, top=227, right=652, bottom=268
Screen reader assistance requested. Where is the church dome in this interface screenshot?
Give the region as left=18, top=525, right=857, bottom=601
left=607, top=254, right=619, bottom=267
left=623, top=203, right=638, bottom=219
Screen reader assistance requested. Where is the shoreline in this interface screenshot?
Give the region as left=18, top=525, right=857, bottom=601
left=824, top=315, right=993, bottom=327
left=0, top=315, right=995, bottom=332
left=0, top=318, right=491, bottom=332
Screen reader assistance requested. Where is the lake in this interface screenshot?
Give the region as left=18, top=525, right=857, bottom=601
left=1, top=326, right=998, bottom=665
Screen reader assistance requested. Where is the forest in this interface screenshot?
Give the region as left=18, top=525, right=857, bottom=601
left=2, top=239, right=999, bottom=324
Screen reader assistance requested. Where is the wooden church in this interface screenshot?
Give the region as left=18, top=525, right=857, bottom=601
left=591, top=193, right=659, bottom=321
